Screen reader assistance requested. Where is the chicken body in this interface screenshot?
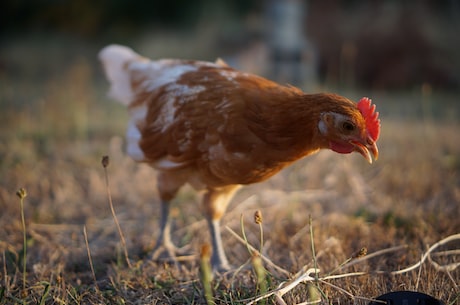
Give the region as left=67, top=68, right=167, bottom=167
left=99, top=45, right=380, bottom=271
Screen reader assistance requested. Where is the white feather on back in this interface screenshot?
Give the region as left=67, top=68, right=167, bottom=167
left=126, top=105, right=147, bottom=161
left=100, top=44, right=232, bottom=168
left=99, top=44, right=144, bottom=105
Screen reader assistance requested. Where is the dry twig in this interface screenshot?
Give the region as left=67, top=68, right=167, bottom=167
left=231, top=223, right=460, bottom=305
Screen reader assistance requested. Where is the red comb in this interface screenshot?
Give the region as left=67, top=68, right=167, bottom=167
left=357, top=97, right=380, bottom=142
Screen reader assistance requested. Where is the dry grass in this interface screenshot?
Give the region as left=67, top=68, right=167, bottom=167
left=0, top=40, right=459, bottom=304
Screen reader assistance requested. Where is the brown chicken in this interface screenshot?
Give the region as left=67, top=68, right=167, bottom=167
left=99, top=44, right=380, bottom=271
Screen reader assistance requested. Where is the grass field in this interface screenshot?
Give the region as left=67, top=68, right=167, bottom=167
left=0, top=38, right=459, bottom=304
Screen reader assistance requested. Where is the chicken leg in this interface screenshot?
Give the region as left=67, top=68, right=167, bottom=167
left=151, top=200, right=179, bottom=260
left=151, top=172, right=188, bottom=262
left=202, top=185, right=241, bottom=271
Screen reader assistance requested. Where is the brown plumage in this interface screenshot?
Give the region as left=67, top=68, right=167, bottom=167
left=99, top=44, right=380, bottom=271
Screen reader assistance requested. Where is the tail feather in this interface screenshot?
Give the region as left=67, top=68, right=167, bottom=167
left=99, top=44, right=144, bottom=105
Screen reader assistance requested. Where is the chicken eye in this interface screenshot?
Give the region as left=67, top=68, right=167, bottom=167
left=342, top=121, right=355, bottom=132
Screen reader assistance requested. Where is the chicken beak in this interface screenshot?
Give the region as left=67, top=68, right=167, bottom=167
left=351, top=138, right=379, bottom=164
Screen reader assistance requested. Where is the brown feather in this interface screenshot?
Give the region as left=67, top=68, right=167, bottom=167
left=128, top=63, right=364, bottom=186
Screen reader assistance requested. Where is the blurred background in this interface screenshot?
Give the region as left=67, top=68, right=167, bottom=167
left=2, top=0, right=460, bottom=89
